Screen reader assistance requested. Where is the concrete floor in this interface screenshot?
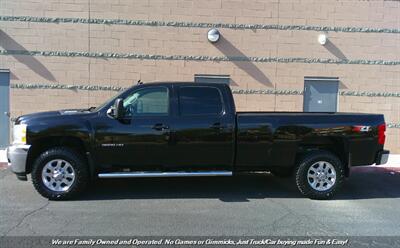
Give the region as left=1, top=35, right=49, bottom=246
left=1, top=166, right=400, bottom=237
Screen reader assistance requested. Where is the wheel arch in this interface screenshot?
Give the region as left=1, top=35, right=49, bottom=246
left=26, top=136, right=91, bottom=175
left=296, top=137, right=350, bottom=177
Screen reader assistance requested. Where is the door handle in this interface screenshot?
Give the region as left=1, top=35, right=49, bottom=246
left=152, top=123, right=169, bottom=131
left=210, top=122, right=226, bottom=130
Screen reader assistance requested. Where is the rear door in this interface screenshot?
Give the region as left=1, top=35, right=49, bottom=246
left=169, top=85, right=235, bottom=170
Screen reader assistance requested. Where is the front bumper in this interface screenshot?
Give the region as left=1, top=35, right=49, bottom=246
left=6, top=144, right=31, bottom=180
left=375, top=150, right=390, bottom=165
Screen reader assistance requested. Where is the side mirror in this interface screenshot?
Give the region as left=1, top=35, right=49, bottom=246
left=113, top=98, right=124, bottom=119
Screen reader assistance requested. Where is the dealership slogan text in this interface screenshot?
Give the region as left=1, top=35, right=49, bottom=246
left=52, top=238, right=349, bottom=246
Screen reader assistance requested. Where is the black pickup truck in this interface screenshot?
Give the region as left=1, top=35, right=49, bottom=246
left=7, top=82, right=389, bottom=200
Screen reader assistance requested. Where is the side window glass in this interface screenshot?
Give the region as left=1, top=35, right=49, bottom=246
left=179, top=87, right=223, bottom=116
left=123, top=87, right=169, bottom=117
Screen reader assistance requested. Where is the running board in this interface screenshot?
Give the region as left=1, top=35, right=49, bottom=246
left=98, top=171, right=233, bottom=178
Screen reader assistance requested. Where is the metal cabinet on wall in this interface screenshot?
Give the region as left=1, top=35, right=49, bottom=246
left=0, top=69, right=10, bottom=148
left=303, top=77, right=339, bottom=112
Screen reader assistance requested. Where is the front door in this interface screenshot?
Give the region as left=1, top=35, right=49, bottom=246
left=94, top=86, right=172, bottom=170
left=0, top=70, right=10, bottom=148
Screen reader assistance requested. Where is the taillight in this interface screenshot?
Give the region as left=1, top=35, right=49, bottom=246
left=378, top=123, right=386, bottom=145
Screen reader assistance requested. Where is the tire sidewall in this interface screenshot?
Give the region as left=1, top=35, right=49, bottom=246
left=32, top=148, right=87, bottom=200
left=296, top=151, right=344, bottom=199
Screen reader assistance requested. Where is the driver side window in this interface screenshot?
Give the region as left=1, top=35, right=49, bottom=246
left=123, top=87, right=169, bottom=117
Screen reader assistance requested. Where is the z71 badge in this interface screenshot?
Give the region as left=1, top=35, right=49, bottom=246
left=352, top=126, right=371, bottom=132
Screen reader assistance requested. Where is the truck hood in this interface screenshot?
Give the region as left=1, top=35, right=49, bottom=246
left=14, top=109, right=93, bottom=124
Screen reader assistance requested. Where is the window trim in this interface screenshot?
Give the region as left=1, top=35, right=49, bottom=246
left=123, top=86, right=170, bottom=118
left=177, top=85, right=225, bottom=117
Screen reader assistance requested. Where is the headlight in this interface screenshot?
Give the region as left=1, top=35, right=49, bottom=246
left=13, top=124, right=27, bottom=145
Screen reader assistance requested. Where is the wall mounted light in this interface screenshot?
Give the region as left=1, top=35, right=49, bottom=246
left=318, top=33, right=328, bottom=45
left=207, top=28, right=220, bottom=43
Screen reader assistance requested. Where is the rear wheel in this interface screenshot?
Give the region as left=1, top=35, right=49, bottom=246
left=295, top=151, right=345, bottom=200
left=31, top=147, right=88, bottom=200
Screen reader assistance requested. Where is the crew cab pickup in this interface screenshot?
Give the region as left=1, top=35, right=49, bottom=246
left=7, top=82, right=389, bottom=200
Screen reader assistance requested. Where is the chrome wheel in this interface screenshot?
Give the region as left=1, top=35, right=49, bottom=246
left=41, top=159, right=75, bottom=192
left=307, top=161, right=336, bottom=191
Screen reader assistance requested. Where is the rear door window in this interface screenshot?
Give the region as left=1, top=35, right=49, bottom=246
left=178, top=86, right=223, bottom=116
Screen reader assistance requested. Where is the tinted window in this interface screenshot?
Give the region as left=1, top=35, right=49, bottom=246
left=179, top=87, right=223, bottom=115
left=123, top=87, right=169, bottom=117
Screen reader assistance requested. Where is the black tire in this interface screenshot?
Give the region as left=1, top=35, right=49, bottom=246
left=31, top=147, right=88, bottom=200
left=270, top=168, right=293, bottom=178
left=295, top=151, right=345, bottom=200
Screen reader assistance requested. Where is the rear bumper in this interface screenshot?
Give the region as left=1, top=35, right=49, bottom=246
left=6, top=144, right=31, bottom=181
left=375, top=150, right=390, bottom=165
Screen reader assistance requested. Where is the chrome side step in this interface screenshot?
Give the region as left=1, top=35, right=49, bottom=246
left=98, top=171, right=233, bottom=178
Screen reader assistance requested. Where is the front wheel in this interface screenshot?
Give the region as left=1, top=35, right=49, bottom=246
left=31, top=147, right=88, bottom=200
left=295, top=151, right=345, bottom=200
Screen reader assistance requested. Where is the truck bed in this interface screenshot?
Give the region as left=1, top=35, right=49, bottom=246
left=235, top=111, right=385, bottom=171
